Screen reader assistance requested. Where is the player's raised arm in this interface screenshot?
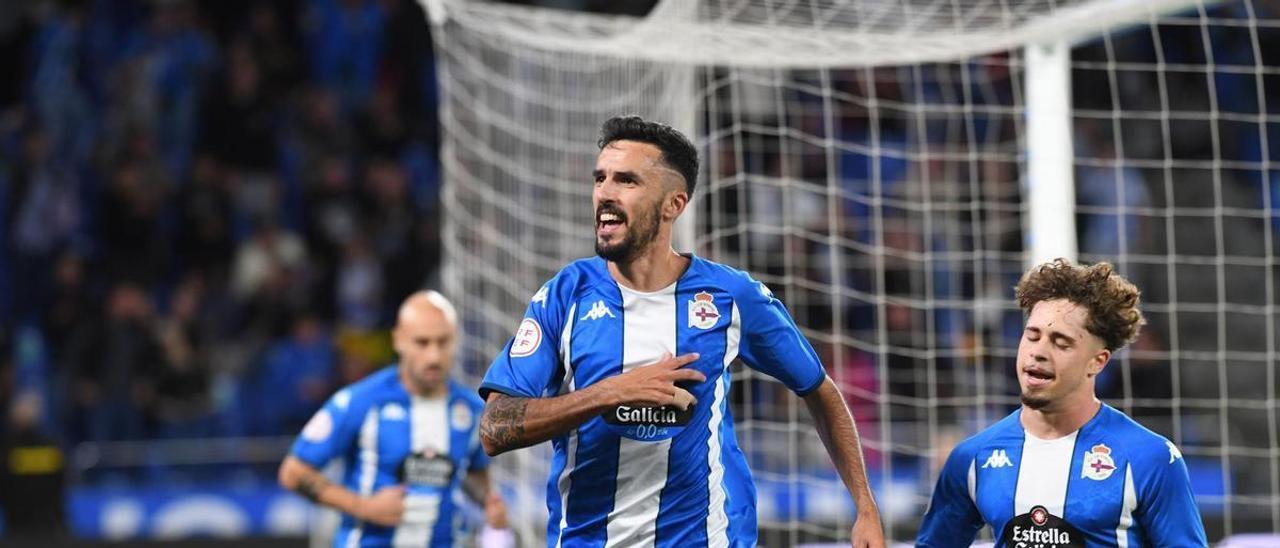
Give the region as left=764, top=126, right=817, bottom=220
left=479, top=352, right=703, bottom=456
left=803, top=376, right=885, bottom=548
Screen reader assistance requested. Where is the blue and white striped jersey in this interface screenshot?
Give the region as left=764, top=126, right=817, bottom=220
left=917, top=405, right=1207, bottom=547
left=292, top=367, right=489, bottom=548
left=480, top=255, right=827, bottom=547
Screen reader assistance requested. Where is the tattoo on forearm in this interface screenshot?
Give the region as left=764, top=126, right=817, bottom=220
left=296, top=474, right=329, bottom=503
left=481, top=395, right=529, bottom=451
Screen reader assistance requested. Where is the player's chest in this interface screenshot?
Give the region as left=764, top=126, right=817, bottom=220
left=566, top=288, right=734, bottom=378
left=973, top=436, right=1131, bottom=546
left=365, top=399, right=476, bottom=483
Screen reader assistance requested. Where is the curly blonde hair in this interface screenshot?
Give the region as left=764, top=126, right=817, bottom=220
left=1015, top=258, right=1145, bottom=351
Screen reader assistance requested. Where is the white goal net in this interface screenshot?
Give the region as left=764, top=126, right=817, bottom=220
left=426, top=0, right=1280, bottom=543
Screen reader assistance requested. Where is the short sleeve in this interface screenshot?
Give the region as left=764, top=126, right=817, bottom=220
left=480, top=280, right=568, bottom=400
left=290, top=389, right=362, bottom=468
left=735, top=278, right=826, bottom=395
left=917, top=444, right=984, bottom=546
left=1136, top=440, right=1208, bottom=547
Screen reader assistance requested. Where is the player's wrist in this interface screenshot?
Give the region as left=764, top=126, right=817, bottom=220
left=351, top=495, right=369, bottom=521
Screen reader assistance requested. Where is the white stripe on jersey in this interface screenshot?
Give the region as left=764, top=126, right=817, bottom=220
left=967, top=459, right=976, bottom=503
left=1116, top=463, right=1137, bottom=547
left=393, top=397, right=448, bottom=547
left=606, top=286, right=677, bottom=548
left=348, top=409, right=381, bottom=548
left=1014, top=431, right=1078, bottom=516
left=555, top=304, right=578, bottom=548
left=705, top=303, right=740, bottom=548
left=410, top=396, right=448, bottom=452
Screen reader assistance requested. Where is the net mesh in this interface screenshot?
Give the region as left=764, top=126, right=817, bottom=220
left=427, top=0, right=1280, bottom=543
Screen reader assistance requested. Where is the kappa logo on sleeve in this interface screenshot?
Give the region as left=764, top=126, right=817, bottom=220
left=1167, top=440, right=1183, bottom=464
left=510, top=318, right=543, bottom=357
left=531, top=285, right=549, bottom=307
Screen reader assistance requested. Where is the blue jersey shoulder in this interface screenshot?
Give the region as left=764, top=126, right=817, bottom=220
left=951, top=409, right=1024, bottom=462
left=535, top=257, right=613, bottom=306
left=1098, top=404, right=1179, bottom=464
left=694, top=257, right=774, bottom=301
left=333, top=365, right=401, bottom=410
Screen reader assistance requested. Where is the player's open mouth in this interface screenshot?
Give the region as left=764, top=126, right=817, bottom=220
left=597, top=210, right=626, bottom=237
left=1023, top=366, right=1054, bottom=387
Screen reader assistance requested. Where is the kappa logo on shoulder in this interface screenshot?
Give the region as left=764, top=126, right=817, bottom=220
left=579, top=300, right=616, bottom=322
left=381, top=403, right=407, bottom=421
left=531, top=285, right=549, bottom=307
left=982, top=449, right=1014, bottom=469
left=1166, top=440, right=1183, bottom=464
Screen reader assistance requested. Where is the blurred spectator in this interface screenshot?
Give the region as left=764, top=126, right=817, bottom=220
left=176, top=154, right=235, bottom=278
left=252, top=311, right=335, bottom=434
left=1076, top=121, right=1152, bottom=256
left=29, top=0, right=96, bottom=163
left=335, top=233, right=383, bottom=330
left=232, top=219, right=310, bottom=348
left=241, top=3, right=303, bottom=101
left=232, top=219, right=308, bottom=301
left=97, top=141, right=170, bottom=284
left=9, top=127, right=82, bottom=323
left=200, top=40, right=276, bottom=174
left=66, top=282, right=161, bottom=441
left=363, top=157, right=431, bottom=316
left=0, top=391, right=66, bottom=541
left=304, top=0, right=386, bottom=109
left=153, top=275, right=212, bottom=438
left=41, top=251, right=93, bottom=360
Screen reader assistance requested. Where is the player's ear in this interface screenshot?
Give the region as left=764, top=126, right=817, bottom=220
left=664, top=185, right=689, bottom=221
left=1088, top=348, right=1111, bottom=378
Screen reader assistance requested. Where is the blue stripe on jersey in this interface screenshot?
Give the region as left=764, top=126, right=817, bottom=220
left=560, top=286, right=624, bottom=546
left=653, top=282, right=725, bottom=547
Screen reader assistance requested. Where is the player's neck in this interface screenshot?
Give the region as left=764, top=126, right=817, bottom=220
left=609, top=246, right=689, bottom=292
left=1021, top=394, right=1101, bottom=439
left=400, top=369, right=448, bottom=399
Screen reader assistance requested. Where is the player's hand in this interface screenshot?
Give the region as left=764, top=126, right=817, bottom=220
left=600, top=352, right=704, bottom=409
left=850, top=511, right=886, bottom=548
left=358, top=485, right=406, bottom=526
left=485, top=491, right=509, bottom=529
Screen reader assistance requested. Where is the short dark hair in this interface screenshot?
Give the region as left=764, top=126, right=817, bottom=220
left=1015, top=258, right=1145, bottom=351
left=598, top=115, right=699, bottom=196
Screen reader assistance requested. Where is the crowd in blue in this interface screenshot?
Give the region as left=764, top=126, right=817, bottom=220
left=0, top=0, right=448, bottom=452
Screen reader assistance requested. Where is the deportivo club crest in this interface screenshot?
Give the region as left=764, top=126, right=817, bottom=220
left=1081, top=443, right=1117, bottom=481
left=688, top=292, right=721, bottom=329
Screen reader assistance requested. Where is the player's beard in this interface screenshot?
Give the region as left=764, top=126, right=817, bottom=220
left=595, top=199, right=662, bottom=264
left=1020, top=392, right=1052, bottom=410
